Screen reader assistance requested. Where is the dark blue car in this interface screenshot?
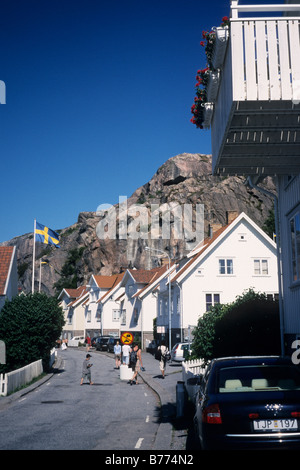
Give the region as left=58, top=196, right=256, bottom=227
left=194, top=356, right=300, bottom=450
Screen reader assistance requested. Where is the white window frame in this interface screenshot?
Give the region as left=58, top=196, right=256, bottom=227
left=253, top=259, right=269, bottom=276
left=218, top=258, right=234, bottom=275
left=205, top=293, right=220, bottom=311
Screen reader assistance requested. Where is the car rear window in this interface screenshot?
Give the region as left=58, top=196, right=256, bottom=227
left=218, top=365, right=300, bottom=393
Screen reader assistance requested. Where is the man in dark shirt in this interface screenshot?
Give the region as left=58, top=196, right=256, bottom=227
left=80, top=353, right=94, bottom=385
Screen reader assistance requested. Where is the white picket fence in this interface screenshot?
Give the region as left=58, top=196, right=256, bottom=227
left=182, top=359, right=206, bottom=404
left=0, top=348, right=57, bottom=397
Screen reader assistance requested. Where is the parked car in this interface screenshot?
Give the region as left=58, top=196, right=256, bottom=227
left=194, top=356, right=300, bottom=450
left=171, top=343, right=192, bottom=362
left=146, top=340, right=158, bottom=355
left=91, top=336, right=101, bottom=347
left=70, top=336, right=85, bottom=342
left=107, top=337, right=121, bottom=353
left=95, top=336, right=111, bottom=351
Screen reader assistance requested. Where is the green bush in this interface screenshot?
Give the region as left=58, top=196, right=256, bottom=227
left=0, top=292, right=65, bottom=374
left=192, top=289, right=280, bottom=363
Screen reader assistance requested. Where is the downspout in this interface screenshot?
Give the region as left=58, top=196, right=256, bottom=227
left=247, top=176, right=285, bottom=356
left=178, top=282, right=184, bottom=343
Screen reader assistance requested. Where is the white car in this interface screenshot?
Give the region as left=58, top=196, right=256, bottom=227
left=171, top=343, right=192, bottom=362
left=70, top=336, right=85, bottom=342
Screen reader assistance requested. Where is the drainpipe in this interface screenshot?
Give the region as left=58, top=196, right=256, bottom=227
left=247, top=176, right=285, bottom=356
left=178, top=282, right=184, bottom=343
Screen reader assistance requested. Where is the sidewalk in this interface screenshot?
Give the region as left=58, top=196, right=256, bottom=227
left=138, top=351, right=190, bottom=451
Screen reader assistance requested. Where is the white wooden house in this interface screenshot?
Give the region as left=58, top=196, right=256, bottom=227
left=58, top=286, right=88, bottom=340
left=156, top=212, right=278, bottom=347
left=84, top=274, right=124, bottom=338
left=118, top=266, right=172, bottom=348
left=205, top=0, right=300, bottom=354
left=95, top=272, right=125, bottom=337
left=0, top=246, right=18, bottom=311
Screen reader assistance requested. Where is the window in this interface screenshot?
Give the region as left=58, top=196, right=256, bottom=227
left=254, top=259, right=269, bottom=275
left=290, top=211, right=300, bottom=282
left=206, top=293, right=220, bottom=311
left=219, top=258, right=233, bottom=275
left=113, top=309, right=126, bottom=324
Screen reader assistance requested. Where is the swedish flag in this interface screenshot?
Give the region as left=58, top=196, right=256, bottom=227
left=35, top=222, right=60, bottom=247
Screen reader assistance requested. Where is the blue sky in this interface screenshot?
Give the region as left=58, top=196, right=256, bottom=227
left=0, top=0, right=235, bottom=242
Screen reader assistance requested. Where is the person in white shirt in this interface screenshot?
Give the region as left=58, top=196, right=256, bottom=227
left=114, top=340, right=121, bottom=369
left=122, top=343, right=131, bottom=365
left=158, top=341, right=169, bottom=379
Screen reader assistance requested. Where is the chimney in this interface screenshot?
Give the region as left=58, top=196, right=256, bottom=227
left=208, top=223, right=223, bottom=238
left=226, top=211, right=239, bottom=225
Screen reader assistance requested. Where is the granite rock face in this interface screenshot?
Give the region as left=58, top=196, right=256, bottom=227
left=2, top=154, right=276, bottom=296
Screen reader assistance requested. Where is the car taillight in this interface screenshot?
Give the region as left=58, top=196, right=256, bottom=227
left=291, top=412, right=300, bottom=418
left=202, top=404, right=222, bottom=424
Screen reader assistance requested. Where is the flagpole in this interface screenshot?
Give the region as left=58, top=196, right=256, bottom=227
left=32, top=219, right=36, bottom=293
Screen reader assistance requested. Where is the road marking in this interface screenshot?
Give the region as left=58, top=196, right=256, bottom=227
left=135, top=438, right=144, bottom=449
left=18, top=398, right=26, bottom=402
left=145, top=415, right=150, bottom=423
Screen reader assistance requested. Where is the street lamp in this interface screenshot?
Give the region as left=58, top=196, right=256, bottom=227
left=145, top=246, right=172, bottom=350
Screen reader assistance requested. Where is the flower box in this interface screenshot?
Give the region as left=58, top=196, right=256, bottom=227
left=206, top=70, right=220, bottom=102
left=211, top=26, right=229, bottom=70
left=202, top=103, right=214, bottom=129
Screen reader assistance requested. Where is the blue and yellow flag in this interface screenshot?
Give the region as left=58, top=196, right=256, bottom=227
left=35, top=222, right=60, bottom=247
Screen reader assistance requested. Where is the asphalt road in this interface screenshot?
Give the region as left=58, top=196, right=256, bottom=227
left=0, top=349, right=161, bottom=450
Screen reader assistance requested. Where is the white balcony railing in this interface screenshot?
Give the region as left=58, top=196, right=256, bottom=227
left=211, top=2, right=300, bottom=176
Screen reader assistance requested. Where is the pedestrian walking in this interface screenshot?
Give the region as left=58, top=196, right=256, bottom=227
left=128, top=343, right=143, bottom=385
left=114, top=340, right=121, bottom=369
left=80, top=353, right=94, bottom=385
left=86, top=336, right=91, bottom=352
left=122, top=343, right=131, bottom=365
left=158, top=341, right=169, bottom=379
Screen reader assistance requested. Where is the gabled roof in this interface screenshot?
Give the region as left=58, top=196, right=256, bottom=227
left=97, top=272, right=125, bottom=304
left=171, top=212, right=276, bottom=284
left=92, top=275, right=120, bottom=289
left=127, top=267, right=163, bottom=284
left=58, top=285, right=87, bottom=301
left=133, top=263, right=177, bottom=299
left=0, top=246, right=16, bottom=296
left=66, top=286, right=89, bottom=308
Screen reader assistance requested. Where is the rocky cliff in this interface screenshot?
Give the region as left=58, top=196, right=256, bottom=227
left=1, top=153, right=276, bottom=296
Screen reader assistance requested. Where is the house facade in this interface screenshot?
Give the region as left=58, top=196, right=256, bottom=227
left=95, top=272, right=125, bottom=337
left=277, top=174, right=300, bottom=352
left=156, top=213, right=279, bottom=347
left=0, top=246, right=18, bottom=311
left=58, top=286, right=88, bottom=340
left=203, top=1, right=300, bottom=355
left=84, top=274, right=124, bottom=338
left=117, top=267, right=169, bottom=347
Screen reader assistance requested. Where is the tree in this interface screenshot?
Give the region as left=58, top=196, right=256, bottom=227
left=262, top=208, right=275, bottom=239
left=192, top=289, right=280, bottom=362
left=213, top=289, right=280, bottom=357
left=0, top=292, right=65, bottom=374
left=53, top=247, right=85, bottom=295
left=192, top=303, right=228, bottom=364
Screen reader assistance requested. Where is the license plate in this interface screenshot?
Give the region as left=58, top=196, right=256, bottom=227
left=253, top=419, right=297, bottom=431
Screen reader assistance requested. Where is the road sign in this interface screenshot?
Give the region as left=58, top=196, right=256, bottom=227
left=120, top=332, right=134, bottom=345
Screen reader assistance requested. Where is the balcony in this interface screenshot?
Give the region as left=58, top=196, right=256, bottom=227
left=210, top=1, right=300, bottom=176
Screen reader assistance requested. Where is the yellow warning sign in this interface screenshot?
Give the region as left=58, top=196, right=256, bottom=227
left=120, top=332, right=134, bottom=345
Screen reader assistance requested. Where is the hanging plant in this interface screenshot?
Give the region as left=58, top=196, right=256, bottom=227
left=190, top=16, right=229, bottom=130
